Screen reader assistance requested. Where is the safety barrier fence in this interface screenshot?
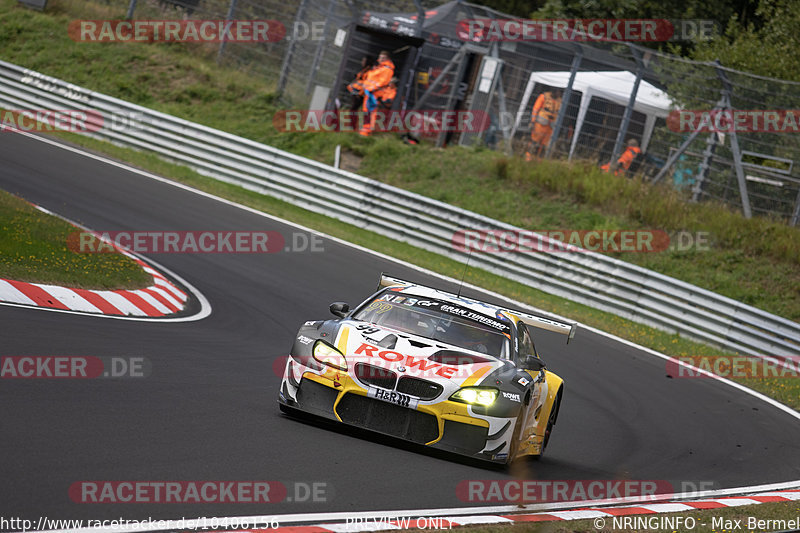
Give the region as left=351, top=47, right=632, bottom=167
left=1, top=59, right=797, bottom=358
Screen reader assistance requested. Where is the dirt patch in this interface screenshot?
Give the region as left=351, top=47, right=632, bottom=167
left=339, top=149, right=363, bottom=173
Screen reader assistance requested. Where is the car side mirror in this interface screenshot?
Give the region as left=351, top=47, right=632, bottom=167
left=520, top=354, right=545, bottom=372
left=330, top=302, right=350, bottom=318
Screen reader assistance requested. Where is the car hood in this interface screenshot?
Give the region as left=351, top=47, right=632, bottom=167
left=335, top=319, right=507, bottom=387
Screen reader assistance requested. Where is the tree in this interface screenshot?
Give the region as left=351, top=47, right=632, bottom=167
left=691, top=0, right=800, bottom=81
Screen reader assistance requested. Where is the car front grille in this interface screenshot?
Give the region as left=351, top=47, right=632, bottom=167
left=336, top=393, right=439, bottom=444
left=396, top=376, right=443, bottom=400
left=354, top=363, right=397, bottom=390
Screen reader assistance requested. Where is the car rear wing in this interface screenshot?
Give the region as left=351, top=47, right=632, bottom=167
left=512, top=310, right=577, bottom=344
left=378, top=274, right=413, bottom=290
left=377, top=274, right=577, bottom=344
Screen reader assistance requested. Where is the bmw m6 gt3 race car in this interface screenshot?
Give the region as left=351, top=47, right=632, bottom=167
left=278, top=275, right=577, bottom=464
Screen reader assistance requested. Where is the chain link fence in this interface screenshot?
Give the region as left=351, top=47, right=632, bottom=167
left=73, top=0, right=800, bottom=224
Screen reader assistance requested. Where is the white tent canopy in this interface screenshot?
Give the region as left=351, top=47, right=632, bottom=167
left=515, top=71, right=674, bottom=158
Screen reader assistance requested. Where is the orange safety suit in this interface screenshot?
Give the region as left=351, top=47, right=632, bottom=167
left=525, top=92, right=561, bottom=160
left=601, top=145, right=642, bottom=175
left=359, top=59, right=396, bottom=136
left=346, top=65, right=371, bottom=95
left=362, top=58, right=395, bottom=94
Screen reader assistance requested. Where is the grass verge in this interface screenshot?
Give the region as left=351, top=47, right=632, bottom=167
left=0, top=189, right=151, bottom=289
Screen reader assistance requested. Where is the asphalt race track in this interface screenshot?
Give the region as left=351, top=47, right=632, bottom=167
left=1, top=132, right=799, bottom=523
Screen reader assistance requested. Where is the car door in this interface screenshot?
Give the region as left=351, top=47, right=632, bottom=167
left=515, top=322, right=548, bottom=453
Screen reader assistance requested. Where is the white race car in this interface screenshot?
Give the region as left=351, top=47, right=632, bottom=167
left=278, top=274, right=576, bottom=464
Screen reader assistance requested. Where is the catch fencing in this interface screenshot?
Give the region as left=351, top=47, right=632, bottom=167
left=1, top=58, right=797, bottom=358
left=59, top=0, right=800, bottom=222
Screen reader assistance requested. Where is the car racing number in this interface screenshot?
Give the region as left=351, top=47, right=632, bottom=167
left=355, top=324, right=380, bottom=335
left=368, top=387, right=419, bottom=409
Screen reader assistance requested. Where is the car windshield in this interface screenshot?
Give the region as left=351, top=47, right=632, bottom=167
left=354, top=292, right=511, bottom=358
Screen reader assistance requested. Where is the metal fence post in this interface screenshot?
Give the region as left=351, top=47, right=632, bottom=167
left=652, top=97, right=726, bottom=185
left=413, top=0, right=424, bottom=35
left=495, top=75, right=512, bottom=154
left=715, top=62, right=753, bottom=218
left=437, top=53, right=469, bottom=147
left=277, top=0, right=309, bottom=96
left=125, top=0, right=137, bottom=20
left=217, top=0, right=238, bottom=64
left=606, top=45, right=643, bottom=171
left=692, top=131, right=719, bottom=202
left=545, top=48, right=582, bottom=158
left=305, top=0, right=336, bottom=95
left=791, top=189, right=800, bottom=226
left=411, top=48, right=465, bottom=111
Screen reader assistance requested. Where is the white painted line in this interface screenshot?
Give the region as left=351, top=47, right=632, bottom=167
left=33, top=284, right=102, bottom=313
left=131, top=289, right=170, bottom=314
left=443, top=516, right=511, bottom=525
left=0, top=280, right=36, bottom=305
left=639, top=503, right=695, bottom=512
left=547, top=510, right=609, bottom=520
left=758, top=491, right=800, bottom=499
left=712, top=498, right=762, bottom=507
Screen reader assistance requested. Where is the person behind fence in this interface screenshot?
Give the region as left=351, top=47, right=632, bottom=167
left=525, top=88, right=562, bottom=161
left=600, top=138, right=641, bottom=175
left=346, top=55, right=374, bottom=110
left=358, top=51, right=396, bottom=136
left=359, top=77, right=397, bottom=137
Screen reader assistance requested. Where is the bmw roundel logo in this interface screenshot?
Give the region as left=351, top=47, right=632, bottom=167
left=397, top=366, right=406, bottom=372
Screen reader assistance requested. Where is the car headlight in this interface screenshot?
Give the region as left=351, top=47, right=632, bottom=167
left=450, top=387, right=498, bottom=406
left=312, top=341, right=348, bottom=371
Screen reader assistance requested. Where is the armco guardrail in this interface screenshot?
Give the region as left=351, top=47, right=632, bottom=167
left=1, top=59, right=798, bottom=358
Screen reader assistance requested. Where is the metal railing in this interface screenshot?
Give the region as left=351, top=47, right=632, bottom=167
left=1, top=59, right=797, bottom=358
